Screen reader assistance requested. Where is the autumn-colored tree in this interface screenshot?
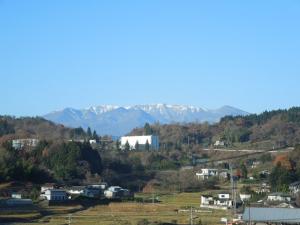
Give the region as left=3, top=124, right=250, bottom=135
left=273, top=154, right=293, bottom=170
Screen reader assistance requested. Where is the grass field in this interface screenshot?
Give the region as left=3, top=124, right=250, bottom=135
left=0, top=192, right=232, bottom=225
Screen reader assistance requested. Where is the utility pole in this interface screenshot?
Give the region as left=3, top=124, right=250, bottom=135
left=68, top=214, right=72, bottom=225
left=190, top=206, right=193, bottom=225
left=230, top=164, right=237, bottom=217
left=152, top=192, right=154, bottom=205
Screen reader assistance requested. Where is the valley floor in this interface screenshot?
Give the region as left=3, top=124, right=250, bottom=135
left=0, top=192, right=231, bottom=225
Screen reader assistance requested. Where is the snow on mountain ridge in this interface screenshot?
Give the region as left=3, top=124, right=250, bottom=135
left=44, top=104, right=249, bottom=136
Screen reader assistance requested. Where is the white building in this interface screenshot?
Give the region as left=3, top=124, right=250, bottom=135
left=214, top=140, right=225, bottom=147
left=267, top=193, right=292, bottom=202
left=200, top=193, right=232, bottom=210
left=214, top=141, right=225, bottom=147
left=11, top=193, right=22, bottom=199
left=40, top=189, right=67, bottom=201
left=201, top=195, right=214, bottom=206
left=89, top=139, right=97, bottom=144
left=104, top=186, right=131, bottom=199
left=66, top=186, right=85, bottom=195
left=41, top=183, right=56, bottom=193
left=12, top=138, right=39, bottom=150
left=289, top=181, right=300, bottom=194
left=239, top=193, right=252, bottom=202
left=120, top=135, right=159, bottom=150
left=104, top=186, right=123, bottom=199
left=196, top=169, right=218, bottom=180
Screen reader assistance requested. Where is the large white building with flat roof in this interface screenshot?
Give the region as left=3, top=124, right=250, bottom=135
left=120, top=135, right=159, bottom=150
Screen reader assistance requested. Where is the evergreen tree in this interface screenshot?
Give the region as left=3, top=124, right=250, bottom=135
left=144, top=123, right=152, bottom=135
left=92, top=130, right=99, bottom=142
left=115, top=140, right=121, bottom=151
left=240, top=163, right=248, bottom=179
left=87, top=127, right=92, bottom=138
left=135, top=141, right=139, bottom=151
left=124, top=140, right=130, bottom=151
left=145, top=140, right=150, bottom=151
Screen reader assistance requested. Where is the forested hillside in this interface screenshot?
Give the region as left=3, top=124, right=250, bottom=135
left=0, top=116, right=101, bottom=185
left=0, top=116, right=87, bottom=142
left=130, top=107, right=300, bottom=150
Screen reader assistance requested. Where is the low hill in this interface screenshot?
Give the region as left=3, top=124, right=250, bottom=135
left=0, top=116, right=86, bottom=143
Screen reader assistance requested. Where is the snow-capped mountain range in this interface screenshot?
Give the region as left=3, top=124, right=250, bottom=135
left=43, top=104, right=249, bottom=136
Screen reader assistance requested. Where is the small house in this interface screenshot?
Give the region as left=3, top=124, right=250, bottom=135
left=289, top=181, right=300, bottom=195
left=267, top=193, right=292, bottom=202
left=11, top=193, right=22, bottom=199
left=219, top=171, right=230, bottom=180
left=251, top=161, right=261, bottom=169
left=200, top=193, right=232, bottom=210
left=104, top=186, right=123, bottom=199
left=104, top=186, right=131, bottom=199
left=41, top=183, right=56, bottom=193
left=40, top=189, right=67, bottom=201
left=240, top=193, right=251, bottom=202
left=214, top=140, right=225, bottom=147
left=254, top=183, right=271, bottom=194
left=201, top=195, right=214, bottom=206
left=196, top=169, right=218, bottom=180
left=88, top=183, right=108, bottom=190
left=89, top=139, right=97, bottom=144
left=66, top=186, right=85, bottom=195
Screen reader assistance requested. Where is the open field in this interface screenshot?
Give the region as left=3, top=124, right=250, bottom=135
left=0, top=192, right=232, bottom=225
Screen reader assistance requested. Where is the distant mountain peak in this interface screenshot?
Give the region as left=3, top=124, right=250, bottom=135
left=44, top=104, right=249, bottom=136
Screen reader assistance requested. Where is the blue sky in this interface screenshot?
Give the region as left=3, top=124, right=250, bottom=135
left=0, top=0, right=300, bottom=116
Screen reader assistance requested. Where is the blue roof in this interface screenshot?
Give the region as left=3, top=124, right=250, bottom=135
left=243, top=207, right=300, bottom=223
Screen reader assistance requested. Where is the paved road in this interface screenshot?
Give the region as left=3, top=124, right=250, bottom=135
left=203, top=147, right=294, bottom=153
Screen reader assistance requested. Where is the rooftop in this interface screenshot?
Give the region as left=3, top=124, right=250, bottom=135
left=243, top=207, right=300, bottom=223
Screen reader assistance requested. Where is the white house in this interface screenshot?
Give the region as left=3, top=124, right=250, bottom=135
left=219, top=171, right=230, bottom=180
left=66, top=186, right=85, bottom=195
left=89, top=139, right=97, bottom=144
left=267, top=193, right=292, bottom=202
left=196, top=169, right=218, bottom=180
left=201, top=195, right=214, bottom=206
left=255, top=183, right=271, bottom=194
left=12, top=138, right=39, bottom=150
left=200, top=193, right=232, bottom=210
left=40, top=189, right=67, bottom=201
left=251, top=161, right=261, bottom=169
left=289, top=181, right=300, bottom=194
left=104, top=186, right=123, bottom=199
left=104, top=186, right=131, bottom=199
left=88, top=183, right=108, bottom=190
left=214, top=140, right=225, bottom=147
left=41, top=183, right=56, bottom=193
left=120, top=135, right=159, bottom=150
left=11, top=193, right=22, bottom=199
left=218, top=193, right=230, bottom=199
left=240, top=193, right=251, bottom=202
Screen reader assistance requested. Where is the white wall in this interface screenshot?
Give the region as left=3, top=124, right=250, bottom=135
left=120, top=135, right=159, bottom=150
